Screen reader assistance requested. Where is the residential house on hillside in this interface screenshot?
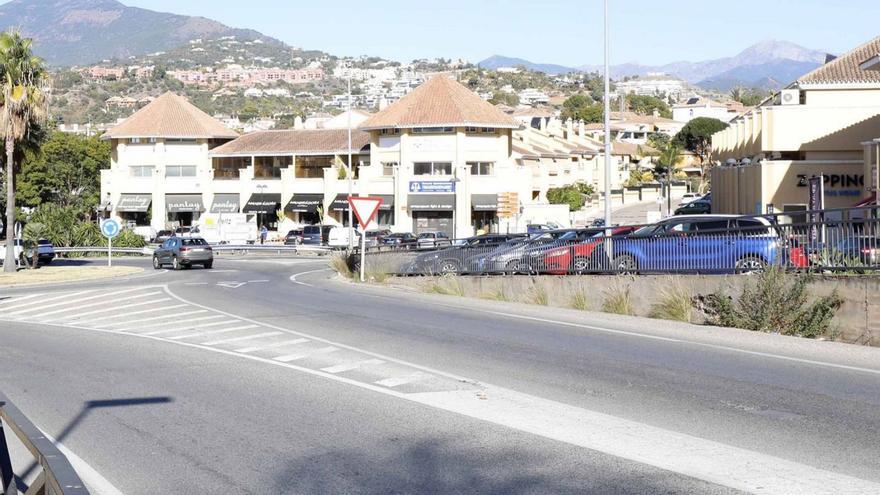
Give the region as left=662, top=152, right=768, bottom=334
left=672, top=97, right=741, bottom=123
left=616, top=73, right=686, bottom=100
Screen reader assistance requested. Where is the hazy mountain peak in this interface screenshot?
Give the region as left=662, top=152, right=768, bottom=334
left=735, top=39, right=827, bottom=64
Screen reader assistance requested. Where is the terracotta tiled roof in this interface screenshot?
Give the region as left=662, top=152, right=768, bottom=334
left=798, top=36, right=880, bottom=85
left=512, top=106, right=555, bottom=118
left=103, top=92, right=238, bottom=139
left=360, top=75, right=520, bottom=130
left=210, top=129, right=370, bottom=155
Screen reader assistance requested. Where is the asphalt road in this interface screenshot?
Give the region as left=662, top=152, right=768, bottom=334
left=1, top=256, right=879, bottom=494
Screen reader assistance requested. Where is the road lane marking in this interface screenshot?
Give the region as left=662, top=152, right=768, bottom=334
left=202, top=331, right=282, bottom=346
left=322, top=359, right=385, bottom=374
left=0, top=293, right=44, bottom=305
left=375, top=372, right=431, bottom=388
left=90, top=306, right=195, bottom=327
left=169, top=325, right=258, bottom=340
left=273, top=346, right=338, bottom=362
left=3, top=290, right=98, bottom=313
left=46, top=294, right=166, bottom=321
left=235, top=338, right=310, bottom=353
left=136, top=315, right=226, bottom=332
left=12, top=287, right=148, bottom=316
left=289, top=268, right=332, bottom=287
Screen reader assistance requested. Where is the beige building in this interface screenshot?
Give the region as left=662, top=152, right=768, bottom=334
left=712, top=36, right=880, bottom=215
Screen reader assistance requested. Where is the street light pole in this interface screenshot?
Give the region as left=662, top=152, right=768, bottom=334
left=347, top=62, right=355, bottom=249
left=603, top=0, right=612, bottom=230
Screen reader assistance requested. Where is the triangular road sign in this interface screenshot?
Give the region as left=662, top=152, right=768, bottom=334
left=349, top=196, right=384, bottom=230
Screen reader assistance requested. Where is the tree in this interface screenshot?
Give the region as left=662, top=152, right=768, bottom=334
left=626, top=94, right=672, bottom=118
left=17, top=131, right=110, bottom=211
left=730, top=86, right=769, bottom=107
left=1, top=30, right=49, bottom=272
left=547, top=185, right=586, bottom=211
left=674, top=117, right=728, bottom=189
left=652, top=142, right=683, bottom=215
left=489, top=91, right=519, bottom=107
left=561, top=94, right=604, bottom=123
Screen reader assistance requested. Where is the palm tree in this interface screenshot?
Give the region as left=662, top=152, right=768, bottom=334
left=654, top=142, right=683, bottom=216
left=2, top=30, right=48, bottom=272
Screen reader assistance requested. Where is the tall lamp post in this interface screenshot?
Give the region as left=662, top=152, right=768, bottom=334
left=346, top=61, right=355, bottom=249
left=602, top=0, right=613, bottom=230
left=257, top=184, right=267, bottom=229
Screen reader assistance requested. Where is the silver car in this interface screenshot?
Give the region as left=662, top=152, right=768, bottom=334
left=153, top=237, right=214, bottom=270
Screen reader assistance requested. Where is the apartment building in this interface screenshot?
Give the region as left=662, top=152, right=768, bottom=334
left=615, top=73, right=686, bottom=100
left=672, top=97, right=741, bottom=123
left=101, top=77, right=631, bottom=237
left=711, top=36, right=880, bottom=214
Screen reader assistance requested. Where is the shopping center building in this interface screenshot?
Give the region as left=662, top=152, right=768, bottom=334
left=711, top=36, right=880, bottom=215
left=101, top=76, right=636, bottom=238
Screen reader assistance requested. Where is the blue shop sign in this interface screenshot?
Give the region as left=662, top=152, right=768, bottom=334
left=410, top=181, right=456, bottom=194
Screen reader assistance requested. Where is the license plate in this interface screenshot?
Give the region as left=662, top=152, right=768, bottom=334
left=191, top=248, right=204, bottom=253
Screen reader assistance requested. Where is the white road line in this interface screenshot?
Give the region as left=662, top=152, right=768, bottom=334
left=90, top=306, right=194, bottom=327
left=35, top=291, right=163, bottom=319
left=235, top=338, right=310, bottom=353
left=11, top=286, right=150, bottom=316
left=136, top=315, right=226, bottom=331
left=247, top=279, right=270, bottom=283
left=40, top=430, right=124, bottom=495
left=322, top=359, right=385, bottom=374
left=184, top=282, right=209, bottom=286
left=202, top=331, right=282, bottom=346
left=0, top=293, right=44, bottom=305
left=375, top=372, right=431, bottom=388
left=273, top=346, right=338, bottom=363
left=168, top=324, right=258, bottom=340
left=289, top=268, right=332, bottom=287
left=2, top=290, right=97, bottom=313
left=48, top=292, right=171, bottom=321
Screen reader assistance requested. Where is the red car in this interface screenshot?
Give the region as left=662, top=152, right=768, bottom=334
left=542, top=226, right=637, bottom=274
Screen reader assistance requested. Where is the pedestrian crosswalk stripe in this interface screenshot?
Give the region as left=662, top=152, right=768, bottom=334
left=137, top=315, right=225, bottom=331
left=321, top=359, right=385, bottom=374
left=202, top=331, right=282, bottom=346
left=0, top=293, right=44, bottom=306
left=11, top=287, right=147, bottom=316
left=48, top=295, right=167, bottom=322
left=87, top=304, right=189, bottom=326
left=375, top=372, right=431, bottom=388
left=168, top=324, right=257, bottom=341
left=273, top=346, right=338, bottom=363
left=235, top=338, right=309, bottom=353
left=3, top=290, right=97, bottom=313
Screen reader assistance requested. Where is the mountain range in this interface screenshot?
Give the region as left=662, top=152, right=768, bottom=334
left=0, top=0, right=282, bottom=66
left=480, top=40, right=831, bottom=90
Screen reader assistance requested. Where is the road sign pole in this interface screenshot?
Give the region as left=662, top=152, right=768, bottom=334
left=108, top=236, right=112, bottom=268
left=359, top=227, right=366, bottom=282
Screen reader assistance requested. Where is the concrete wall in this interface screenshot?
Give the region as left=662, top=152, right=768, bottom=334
left=390, top=274, right=880, bottom=346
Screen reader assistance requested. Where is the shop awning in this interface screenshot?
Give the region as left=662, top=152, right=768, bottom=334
left=211, top=193, right=240, bottom=213
left=377, top=195, right=393, bottom=210
left=116, top=194, right=151, bottom=212
left=285, top=194, right=323, bottom=213
left=166, top=194, right=204, bottom=213
left=331, top=194, right=352, bottom=212
left=243, top=193, right=282, bottom=214
left=472, top=194, right=498, bottom=211
left=408, top=194, right=455, bottom=211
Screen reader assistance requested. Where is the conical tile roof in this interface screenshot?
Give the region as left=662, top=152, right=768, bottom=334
left=103, top=92, right=238, bottom=139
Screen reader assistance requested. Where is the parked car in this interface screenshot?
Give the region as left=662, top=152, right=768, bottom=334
left=406, top=234, right=526, bottom=275
left=678, top=193, right=701, bottom=205
left=0, top=239, right=55, bottom=267
left=675, top=200, right=711, bottom=215
left=365, top=229, right=392, bottom=248
left=527, top=224, right=555, bottom=234
left=328, top=227, right=361, bottom=249
left=284, top=229, right=304, bottom=246
left=153, top=230, right=173, bottom=243
left=595, top=215, right=788, bottom=273
left=804, top=235, right=880, bottom=267
left=416, top=231, right=452, bottom=250
left=174, top=226, right=193, bottom=236
left=153, top=236, right=213, bottom=270
left=133, top=226, right=156, bottom=244
left=380, top=232, right=418, bottom=249
left=473, top=229, right=590, bottom=274
left=302, top=225, right=333, bottom=246
left=541, top=226, right=637, bottom=274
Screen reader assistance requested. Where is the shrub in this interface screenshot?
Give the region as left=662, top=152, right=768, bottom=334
left=530, top=283, right=549, bottom=306
left=602, top=281, right=634, bottom=315
left=569, top=289, right=590, bottom=311
left=329, top=252, right=353, bottom=279
left=649, top=281, right=693, bottom=323
left=481, top=288, right=509, bottom=302
left=429, top=276, right=466, bottom=296
left=695, top=268, right=843, bottom=338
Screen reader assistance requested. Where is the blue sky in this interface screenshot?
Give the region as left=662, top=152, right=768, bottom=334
left=124, top=0, right=879, bottom=66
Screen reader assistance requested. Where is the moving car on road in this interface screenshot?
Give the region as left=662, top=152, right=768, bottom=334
left=284, top=229, right=304, bottom=245
left=153, top=237, right=214, bottom=270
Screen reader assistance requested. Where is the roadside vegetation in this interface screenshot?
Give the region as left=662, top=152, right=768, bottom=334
left=649, top=280, right=693, bottom=323
left=601, top=282, right=635, bottom=316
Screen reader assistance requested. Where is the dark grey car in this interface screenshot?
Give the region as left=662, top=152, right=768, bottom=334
left=153, top=237, right=214, bottom=270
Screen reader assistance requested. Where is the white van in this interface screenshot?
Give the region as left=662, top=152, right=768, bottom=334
left=193, top=213, right=257, bottom=245
left=328, top=227, right=361, bottom=249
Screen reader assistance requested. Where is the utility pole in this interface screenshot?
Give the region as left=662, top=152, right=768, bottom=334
left=603, top=0, right=612, bottom=230
left=347, top=61, right=355, bottom=249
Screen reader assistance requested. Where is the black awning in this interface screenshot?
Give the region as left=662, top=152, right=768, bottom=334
left=472, top=194, right=498, bottom=211
left=408, top=194, right=455, bottom=211
left=331, top=194, right=351, bottom=212
left=285, top=194, right=323, bottom=213
left=166, top=194, right=204, bottom=213
left=377, top=195, right=394, bottom=210
left=243, top=193, right=281, bottom=214
left=117, top=194, right=151, bottom=212
left=211, top=193, right=240, bottom=213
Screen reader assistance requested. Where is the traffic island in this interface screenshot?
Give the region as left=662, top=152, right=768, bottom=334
left=0, top=265, right=143, bottom=287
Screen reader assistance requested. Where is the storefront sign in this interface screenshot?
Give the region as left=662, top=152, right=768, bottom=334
left=166, top=194, right=204, bottom=213
left=116, top=194, right=152, bottom=212
left=331, top=194, right=351, bottom=212
left=472, top=194, right=499, bottom=211
left=284, top=194, right=322, bottom=213
left=408, top=194, right=455, bottom=211
left=243, top=193, right=282, bottom=214
left=410, top=181, right=456, bottom=194
left=211, top=194, right=240, bottom=213
left=797, top=174, right=863, bottom=196
left=808, top=176, right=824, bottom=244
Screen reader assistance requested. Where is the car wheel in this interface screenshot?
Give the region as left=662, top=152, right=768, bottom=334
left=439, top=259, right=461, bottom=275
left=735, top=256, right=766, bottom=274
left=172, top=256, right=181, bottom=271
left=572, top=257, right=590, bottom=273
left=152, top=256, right=162, bottom=270
left=613, top=255, right=638, bottom=274
left=506, top=259, right=524, bottom=274
left=204, top=262, right=213, bottom=269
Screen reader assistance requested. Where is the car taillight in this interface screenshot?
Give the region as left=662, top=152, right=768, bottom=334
left=179, top=247, right=190, bottom=253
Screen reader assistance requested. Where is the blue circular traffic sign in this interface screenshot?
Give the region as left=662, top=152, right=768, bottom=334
left=100, top=218, right=121, bottom=239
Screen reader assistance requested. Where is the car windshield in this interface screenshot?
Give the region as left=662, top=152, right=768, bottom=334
left=418, top=233, right=433, bottom=239
left=630, top=225, right=659, bottom=237
left=182, top=238, right=208, bottom=246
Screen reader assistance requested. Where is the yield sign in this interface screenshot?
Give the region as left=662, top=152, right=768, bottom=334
left=348, top=196, right=384, bottom=229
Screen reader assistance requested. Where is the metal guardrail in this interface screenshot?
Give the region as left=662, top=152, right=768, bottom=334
left=54, top=247, right=151, bottom=256
left=0, top=394, right=89, bottom=495
left=360, top=205, right=880, bottom=276
left=51, top=244, right=332, bottom=257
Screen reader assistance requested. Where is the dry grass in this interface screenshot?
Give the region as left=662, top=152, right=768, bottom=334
left=428, top=275, right=466, bottom=296
left=569, top=289, right=590, bottom=311
left=0, top=266, right=142, bottom=287
left=649, top=279, right=694, bottom=323
left=529, top=283, right=550, bottom=306
left=601, top=280, right=635, bottom=316
left=480, top=287, right=510, bottom=301
left=329, top=252, right=353, bottom=279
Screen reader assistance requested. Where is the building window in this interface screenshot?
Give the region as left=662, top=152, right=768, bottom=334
left=166, top=138, right=197, bottom=144
left=166, top=165, right=197, bottom=177
left=382, top=162, right=398, bottom=177
left=413, top=162, right=452, bottom=176
left=296, top=155, right=333, bottom=178
left=467, top=162, right=494, bottom=176
left=212, top=156, right=248, bottom=179
left=380, top=128, right=400, bottom=135
left=411, top=127, right=454, bottom=134
left=465, top=127, right=497, bottom=134
left=129, top=166, right=153, bottom=177
left=254, top=156, right=291, bottom=179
